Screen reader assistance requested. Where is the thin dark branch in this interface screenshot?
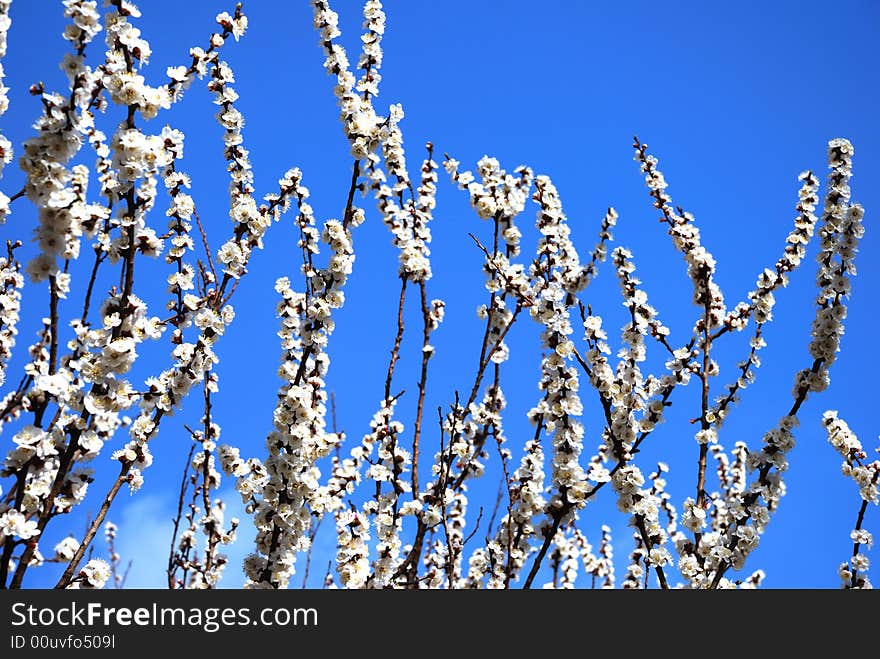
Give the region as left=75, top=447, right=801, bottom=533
left=168, top=442, right=197, bottom=589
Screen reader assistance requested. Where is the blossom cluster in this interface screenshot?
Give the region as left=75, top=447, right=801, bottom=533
left=823, top=411, right=877, bottom=589
left=231, top=271, right=344, bottom=588
left=22, top=2, right=104, bottom=280
left=695, top=139, right=865, bottom=589
left=312, top=0, right=384, bottom=161
left=0, top=0, right=12, bottom=203
left=0, top=242, right=22, bottom=386
left=370, top=110, right=438, bottom=282
left=635, top=140, right=725, bottom=327
left=527, top=176, right=589, bottom=518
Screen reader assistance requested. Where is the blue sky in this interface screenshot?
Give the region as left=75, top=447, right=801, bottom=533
left=1, top=0, right=878, bottom=588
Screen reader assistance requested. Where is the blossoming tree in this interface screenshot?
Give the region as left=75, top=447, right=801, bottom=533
left=0, top=0, right=874, bottom=590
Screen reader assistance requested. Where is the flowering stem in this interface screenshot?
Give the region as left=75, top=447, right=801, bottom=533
left=846, top=466, right=879, bottom=588
left=712, top=323, right=764, bottom=421
left=55, top=462, right=131, bottom=589
left=850, top=496, right=871, bottom=588
left=167, top=441, right=198, bottom=588
left=504, top=414, right=545, bottom=587
left=10, top=430, right=84, bottom=587
left=12, top=98, right=143, bottom=586
left=200, top=373, right=220, bottom=583
left=708, top=356, right=824, bottom=588
left=634, top=514, right=669, bottom=588
left=300, top=515, right=323, bottom=589
left=56, top=404, right=167, bottom=589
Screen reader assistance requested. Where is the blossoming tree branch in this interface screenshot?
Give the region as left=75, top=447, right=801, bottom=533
left=0, top=0, right=873, bottom=590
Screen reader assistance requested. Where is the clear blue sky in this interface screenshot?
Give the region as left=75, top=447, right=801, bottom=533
left=2, top=0, right=877, bottom=588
